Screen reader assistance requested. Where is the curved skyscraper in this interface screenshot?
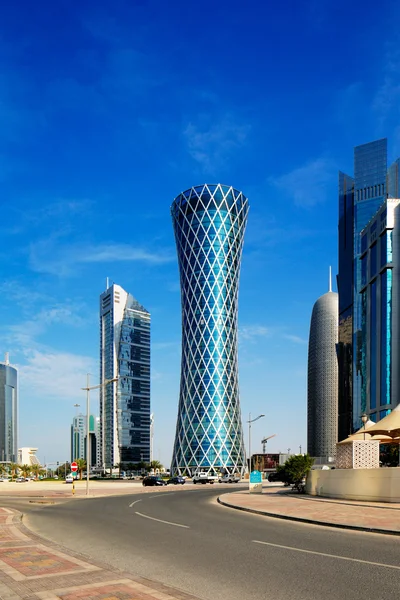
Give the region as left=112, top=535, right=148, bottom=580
left=171, top=184, right=248, bottom=476
left=307, top=276, right=339, bottom=459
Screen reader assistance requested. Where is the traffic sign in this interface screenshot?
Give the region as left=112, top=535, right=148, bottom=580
left=71, top=462, right=78, bottom=472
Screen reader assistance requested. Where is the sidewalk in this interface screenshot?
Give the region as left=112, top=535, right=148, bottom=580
left=218, top=486, right=400, bottom=535
left=0, top=507, right=200, bottom=600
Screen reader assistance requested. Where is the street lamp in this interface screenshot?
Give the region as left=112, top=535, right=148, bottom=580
left=81, top=374, right=118, bottom=496
left=361, top=413, right=368, bottom=440
left=247, top=413, right=265, bottom=473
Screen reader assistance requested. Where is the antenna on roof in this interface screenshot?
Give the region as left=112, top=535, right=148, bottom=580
left=5, top=352, right=9, bottom=365
left=106, top=277, right=109, bottom=290
left=329, top=266, right=332, bottom=292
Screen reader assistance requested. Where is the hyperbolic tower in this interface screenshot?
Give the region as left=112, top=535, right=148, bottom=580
left=307, top=269, right=339, bottom=458
left=170, top=184, right=248, bottom=475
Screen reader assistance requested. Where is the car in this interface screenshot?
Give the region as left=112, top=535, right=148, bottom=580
left=166, top=476, right=185, bottom=485
left=142, top=476, right=167, bottom=487
left=218, top=474, right=241, bottom=483
left=65, top=476, right=74, bottom=484
left=15, top=477, right=26, bottom=483
left=267, top=471, right=284, bottom=482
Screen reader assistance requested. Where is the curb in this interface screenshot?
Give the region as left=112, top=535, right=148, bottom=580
left=217, top=496, right=400, bottom=537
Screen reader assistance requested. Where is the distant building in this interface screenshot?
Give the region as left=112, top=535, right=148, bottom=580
left=307, top=276, right=339, bottom=459
left=337, top=139, right=400, bottom=437
left=360, top=199, right=400, bottom=419
left=18, top=447, right=40, bottom=466
left=0, top=354, right=18, bottom=463
left=71, top=413, right=86, bottom=461
left=100, top=283, right=150, bottom=470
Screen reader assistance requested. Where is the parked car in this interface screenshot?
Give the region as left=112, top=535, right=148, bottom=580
left=166, top=476, right=185, bottom=485
left=15, top=477, right=26, bottom=483
left=142, top=476, right=166, bottom=487
left=65, top=476, right=74, bottom=484
left=218, top=474, right=241, bottom=483
left=267, top=471, right=284, bottom=482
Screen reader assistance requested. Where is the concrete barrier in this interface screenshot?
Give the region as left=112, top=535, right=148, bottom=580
left=306, top=467, right=400, bottom=502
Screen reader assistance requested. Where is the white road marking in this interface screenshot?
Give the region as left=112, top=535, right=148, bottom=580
left=148, top=493, right=175, bottom=499
left=253, top=540, right=400, bottom=570
left=129, top=499, right=142, bottom=507
left=135, top=511, right=189, bottom=529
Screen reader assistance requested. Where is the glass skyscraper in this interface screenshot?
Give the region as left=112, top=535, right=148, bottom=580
left=0, top=355, right=18, bottom=463
left=338, top=139, right=400, bottom=436
left=170, top=184, right=248, bottom=476
left=100, top=284, right=150, bottom=470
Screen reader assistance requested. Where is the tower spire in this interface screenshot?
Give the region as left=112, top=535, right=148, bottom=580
left=329, top=266, right=332, bottom=292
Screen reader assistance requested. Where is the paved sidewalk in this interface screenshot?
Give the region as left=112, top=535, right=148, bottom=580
left=0, top=507, right=200, bottom=600
left=218, top=486, right=400, bottom=535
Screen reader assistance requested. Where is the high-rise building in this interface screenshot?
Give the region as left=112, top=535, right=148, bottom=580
left=70, top=413, right=100, bottom=466
left=360, top=199, right=400, bottom=420
left=100, top=283, right=150, bottom=470
left=0, top=354, right=18, bottom=463
left=170, top=184, right=248, bottom=476
left=71, top=413, right=86, bottom=461
left=338, top=139, right=400, bottom=436
left=307, top=277, right=339, bottom=459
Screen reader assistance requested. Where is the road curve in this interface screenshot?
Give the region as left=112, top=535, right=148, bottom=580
left=14, top=487, right=400, bottom=600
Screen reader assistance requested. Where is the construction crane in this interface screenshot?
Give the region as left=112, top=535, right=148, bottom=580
left=261, top=434, right=276, bottom=454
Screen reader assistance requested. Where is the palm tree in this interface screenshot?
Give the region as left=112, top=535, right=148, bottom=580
left=30, top=464, right=41, bottom=480
left=114, top=462, right=124, bottom=478
left=20, top=464, right=31, bottom=478
left=149, top=460, right=163, bottom=474
left=76, top=458, right=86, bottom=480
left=9, top=462, right=19, bottom=480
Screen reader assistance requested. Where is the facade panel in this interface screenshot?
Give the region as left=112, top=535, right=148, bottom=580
left=170, top=184, right=248, bottom=475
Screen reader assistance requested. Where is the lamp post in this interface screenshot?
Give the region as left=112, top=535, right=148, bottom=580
left=81, top=375, right=118, bottom=496
left=247, top=413, right=265, bottom=474
left=361, top=413, right=368, bottom=440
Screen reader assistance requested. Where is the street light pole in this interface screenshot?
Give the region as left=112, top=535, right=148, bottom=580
left=361, top=413, right=368, bottom=441
left=81, top=375, right=118, bottom=496
left=247, top=413, right=265, bottom=474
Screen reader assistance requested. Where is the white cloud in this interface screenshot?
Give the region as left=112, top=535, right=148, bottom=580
left=29, top=240, right=174, bottom=276
left=19, top=349, right=98, bottom=402
left=270, top=158, right=336, bottom=208
left=283, top=334, right=308, bottom=345
left=183, top=115, right=250, bottom=172
left=239, top=325, right=270, bottom=341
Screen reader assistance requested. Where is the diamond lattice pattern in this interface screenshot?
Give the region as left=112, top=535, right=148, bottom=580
left=170, top=184, right=248, bottom=475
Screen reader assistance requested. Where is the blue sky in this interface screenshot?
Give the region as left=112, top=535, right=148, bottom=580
left=1, top=0, right=400, bottom=467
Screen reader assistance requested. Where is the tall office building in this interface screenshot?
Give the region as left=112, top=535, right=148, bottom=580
left=307, top=277, right=339, bottom=458
left=100, top=284, right=150, bottom=470
left=359, top=199, right=400, bottom=420
left=170, top=184, right=248, bottom=476
left=337, top=139, right=396, bottom=436
left=0, top=354, right=18, bottom=463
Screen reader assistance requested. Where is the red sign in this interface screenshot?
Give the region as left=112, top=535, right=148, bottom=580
left=71, top=462, right=78, bottom=472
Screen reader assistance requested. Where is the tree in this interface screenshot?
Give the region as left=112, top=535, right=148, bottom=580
left=149, top=460, right=163, bottom=473
left=20, top=464, right=31, bottom=478
left=30, top=464, right=41, bottom=480
left=278, top=454, right=314, bottom=491
left=8, top=462, right=19, bottom=480
left=114, top=462, right=124, bottom=478
left=76, top=458, right=86, bottom=480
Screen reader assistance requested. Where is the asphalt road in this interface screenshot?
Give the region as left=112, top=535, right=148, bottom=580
left=4, top=487, right=400, bottom=600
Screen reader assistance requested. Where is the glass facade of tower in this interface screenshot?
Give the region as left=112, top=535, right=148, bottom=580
left=100, top=285, right=150, bottom=470
left=170, top=184, right=248, bottom=475
left=360, top=200, right=398, bottom=420
left=0, top=362, right=18, bottom=463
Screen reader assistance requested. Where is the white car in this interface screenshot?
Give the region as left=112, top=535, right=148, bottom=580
left=218, top=474, right=241, bottom=483
left=65, top=476, right=74, bottom=484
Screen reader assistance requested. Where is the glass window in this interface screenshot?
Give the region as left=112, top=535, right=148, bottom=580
left=361, top=255, right=367, bottom=286
left=370, top=243, right=377, bottom=277
left=370, top=281, right=377, bottom=410
left=380, top=233, right=387, bottom=267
